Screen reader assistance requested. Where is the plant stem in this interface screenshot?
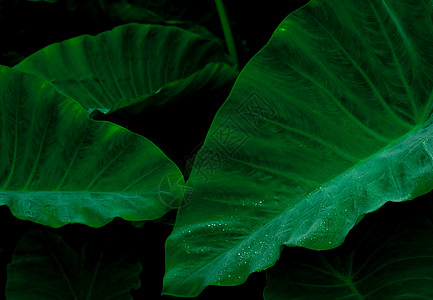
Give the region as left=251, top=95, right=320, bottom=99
left=214, top=0, right=239, bottom=69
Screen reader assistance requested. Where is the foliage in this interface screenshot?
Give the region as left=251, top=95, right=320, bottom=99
left=7, top=230, right=142, bottom=299
left=1, top=0, right=433, bottom=299
left=264, top=199, right=433, bottom=299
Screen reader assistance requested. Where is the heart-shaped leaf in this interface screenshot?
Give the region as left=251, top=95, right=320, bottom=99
left=14, top=23, right=236, bottom=116
left=264, top=207, right=433, bottom=299
left=163, top=0, right=433, bottom=296
left=0, top=66, right=183, bottom=227
left=6, top=230, right=141, bottom=299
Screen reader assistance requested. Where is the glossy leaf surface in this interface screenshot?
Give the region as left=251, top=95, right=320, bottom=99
left=6, top=230, right=141, bottom=299
left=15, top=23, right=235, bottom=115
left=164, top=0, right=433, bottom=296
left=0, top=66, right=183, bottom=227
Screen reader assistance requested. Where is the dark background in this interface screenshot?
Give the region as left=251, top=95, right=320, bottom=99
left=0, top=0, right=309, bottom=68
left=1, top=1, right=433, bottom=300
left=4, top=0, right=390, bottom=299
left=1, top=0, right=309, bottom=175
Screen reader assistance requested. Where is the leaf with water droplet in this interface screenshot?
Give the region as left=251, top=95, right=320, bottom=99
left=164, top=0, right=433, bottom=296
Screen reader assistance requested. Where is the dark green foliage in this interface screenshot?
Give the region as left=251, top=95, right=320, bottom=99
left=2, top=0, right=433, bottom=299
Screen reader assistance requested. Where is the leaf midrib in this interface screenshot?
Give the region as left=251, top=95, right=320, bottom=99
left=319, top=256, right=364, bottom=300
left=259, top=123, right=422, bottom=237
left=176, top=123, right=423, bottom=292
left=51, top=252, right=79, bottom=300
left=85, top=249, right=105, bottom=300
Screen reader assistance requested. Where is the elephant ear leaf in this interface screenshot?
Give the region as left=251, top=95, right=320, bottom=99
left=163, top=0, right=433, bottom=296
left=6, top=230, right=141, bottom=299
left=0, top=66, right=184, bottom=228
left=14, top=23, right=237, bottom=116
left=264, top=211, right=433, bottom=299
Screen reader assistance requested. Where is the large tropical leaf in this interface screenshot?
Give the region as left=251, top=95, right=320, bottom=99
left=163, top=0, right=433, bottom=296
left=91, top=62, right=237, bottom=117
left=6, top=230, right=141, bottom=299
left=0, top=66, right=184, bottom=228
left=14, top=23, right=236, bottom=115
left=264, top=206, right=433, bottom=299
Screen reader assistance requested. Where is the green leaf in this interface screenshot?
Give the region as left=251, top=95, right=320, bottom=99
left=6, top=230, right=141, bottom=299
left=14, top=23, right=235, bottom=116
left=0, top=66, right=184, bottom=228
left=264, top=213, right=433, bottom=299
left=92, top=62, right=238, bottom=116
left=164, top=0, right=433, bottom=296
